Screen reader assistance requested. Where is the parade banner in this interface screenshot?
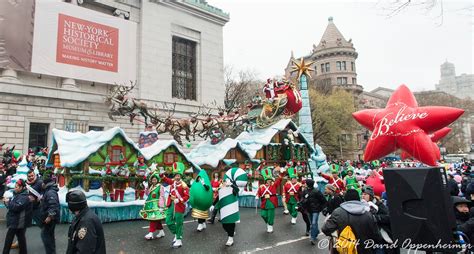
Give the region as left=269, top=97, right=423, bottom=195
left=30, top=0, right=137, bottom=84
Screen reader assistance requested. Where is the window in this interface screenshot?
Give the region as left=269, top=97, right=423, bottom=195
left=172, top=36, right=197, bottom=100
left=110, top=146, right=124, bottom=164
left=336, top=61, right=341, bottom=71
left=352, top=78, right=357, bottom=84
left=320, top=64, right=325, bottom=73
left=351, top=62, right=355, bottom=71
left=29, top=123, right=49, bottom=149
left=325, top=62, right=330, bottom=72
left=89, top=126, right=104, bottom=131
left=341, top=61, right=346, bottom=70
left=164, top=152, right=177, bottom=165
left=337, top=77, right=348, bottom=85
left=64, top=120, right=87, bottom=133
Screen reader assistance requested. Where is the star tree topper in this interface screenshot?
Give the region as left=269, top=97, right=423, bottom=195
left=290, top=58, right=314, bottom=80
left=352, top=84, right=464, bottom=166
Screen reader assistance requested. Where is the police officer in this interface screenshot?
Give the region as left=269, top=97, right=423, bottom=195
left=66, top=190, right=106, bottom=254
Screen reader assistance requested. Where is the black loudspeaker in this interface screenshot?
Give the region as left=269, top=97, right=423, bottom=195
left=383, top=167, right=457, bottom=251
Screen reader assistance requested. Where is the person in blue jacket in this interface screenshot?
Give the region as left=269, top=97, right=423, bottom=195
left=2, top=179, right=33, bottom=254
left=40, top=176, right=60, bottom=254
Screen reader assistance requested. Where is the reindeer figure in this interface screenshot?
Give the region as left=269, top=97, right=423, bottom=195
left=105, top=81, right=152, bottom=126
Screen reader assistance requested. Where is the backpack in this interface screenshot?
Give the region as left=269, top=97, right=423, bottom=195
left=335, top=214, right=358, bottom=254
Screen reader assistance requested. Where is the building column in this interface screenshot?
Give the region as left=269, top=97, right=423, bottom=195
left=0, top=68, right=22, bottom=84
left=61, top=78, right=80, bottom=91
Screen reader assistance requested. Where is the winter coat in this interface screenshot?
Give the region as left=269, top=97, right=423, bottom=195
left=323, top=193, right=344, bottom=216
left=0, top=170, right=5, bottom=198
left=461, top=176, right=471, bottom=196
left=448, top=178, right=460, bottom=196
left=67, top=207, right=106, bottom=254
left=368, top=198, right=394, bottom=243
left=322, top=200, right=385, bottom=254
left=6, top=189, right=32, bottom=229
left=40, top=182, right=60, bottom=224
left=457, top=216, right=474, bottom=245
left=300, top=187, right=327, bottom=213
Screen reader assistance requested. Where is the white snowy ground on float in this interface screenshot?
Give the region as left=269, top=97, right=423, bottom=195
left=57, top=186, right=146, bottom=207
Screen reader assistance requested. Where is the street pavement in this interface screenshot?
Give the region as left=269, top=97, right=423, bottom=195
left=0, top=207, right=417, bottom=254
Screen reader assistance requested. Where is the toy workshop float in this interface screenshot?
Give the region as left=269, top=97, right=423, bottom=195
left=47, top=128, right=199, bottom=222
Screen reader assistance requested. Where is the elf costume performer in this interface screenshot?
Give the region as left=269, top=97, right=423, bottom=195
left=101, top=156, right=115, bottom=202
left=319, top=164, right=345, bottom=194
left=189, top=169, right=213, bottom=232
left=282, top=162, right=292, bottom=215
left=283, top=167, right=301, bottom=224
left=161, top=162, right=189, bottom=248
left=139, top=172, right=167, bottom=240
left=207, top=172, right=222, bottom=224
left=256, top=166, right=284, bottom=233
left=344, top=166, right=361, bottom=195
left=114, top=163, right=130, bottom=202
left=214, top=167, right=248, bottom=246
left=134, top=154, right=148, bottom=200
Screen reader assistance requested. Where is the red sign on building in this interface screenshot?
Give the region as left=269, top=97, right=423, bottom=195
left=56, top=14, right=119, bottom=72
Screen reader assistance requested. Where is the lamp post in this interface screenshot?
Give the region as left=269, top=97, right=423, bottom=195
left=338, top=135, right=343, bottom=159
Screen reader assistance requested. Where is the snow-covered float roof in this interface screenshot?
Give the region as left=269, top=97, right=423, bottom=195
left=236, top=119, right=315, bottom=158
left=49, top=127, right=141, bottom=168
left=187, top=138, right=252, bottom=168
left=139, top=139, right=201, bottom=172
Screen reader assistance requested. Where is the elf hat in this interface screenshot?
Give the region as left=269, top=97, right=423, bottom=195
left=172, top=162, right=185, bottom=175
left=346, top=166, right=355, bottom=173
left=105, top=155, right=111, bottom=165
left=148, top=171, right=161, bottom=182
left=261, top=167, right=273, bottom=181
left=330, top=164, right=340, bottom=174
left=287, top=167, right=297, bottom=179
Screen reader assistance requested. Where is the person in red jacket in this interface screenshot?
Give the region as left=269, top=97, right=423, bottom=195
left=256, top=166, right=284, bottom=233
left=160, top=162, right=189, bottom=248
left=207, top=172, right=222, bottom=224
left=319, top=164, right=346, bottom=194
left=283, top=167, right=301, bottom=224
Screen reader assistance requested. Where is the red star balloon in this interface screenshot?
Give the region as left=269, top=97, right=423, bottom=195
left=400, top=127, right=451, bottom=160
left=353, top=85, right=464, bottom=166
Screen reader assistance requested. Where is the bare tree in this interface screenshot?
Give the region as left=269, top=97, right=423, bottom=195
left=377, top=0, right=473, bottom=26
left=223, top=65, right=260, bottom=114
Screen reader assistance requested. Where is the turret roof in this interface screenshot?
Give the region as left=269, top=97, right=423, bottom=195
left=313, top=17, right=354, bottom=52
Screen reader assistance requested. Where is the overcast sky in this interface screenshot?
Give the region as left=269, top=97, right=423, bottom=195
left=207, top=0, right=473, bottom=92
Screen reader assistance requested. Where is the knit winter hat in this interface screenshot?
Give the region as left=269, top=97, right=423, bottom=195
left=362, top=186, right=375, bottom=197
left=344, top=189, right=360, bottom=201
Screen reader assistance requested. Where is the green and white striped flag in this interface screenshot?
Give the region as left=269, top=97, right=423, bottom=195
left=218, top=167, right=248, bottom=224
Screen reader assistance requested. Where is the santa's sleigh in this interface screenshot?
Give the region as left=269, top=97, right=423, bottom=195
left=249, top=83, right=302, bottom=128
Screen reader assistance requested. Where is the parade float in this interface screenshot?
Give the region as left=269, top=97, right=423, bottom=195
left=187, top=118, right=327, bottom=208
left=101, top=58, right=330, bottom=211
left=46, top=127, right=199, bottom=222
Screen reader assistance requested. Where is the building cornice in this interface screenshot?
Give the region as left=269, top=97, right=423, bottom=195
left=153, top=0, right=229, bottom=26
left=312, top=48, right=358, bottom=61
